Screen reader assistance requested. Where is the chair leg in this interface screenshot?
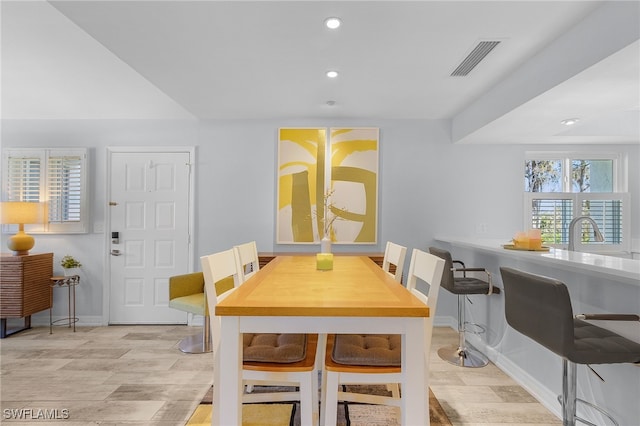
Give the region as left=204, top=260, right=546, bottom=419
left=320, top=367, right=327, bottom=426
left=299, top=373, right=317, bottom=426
left=323, top=371, right=339, bottom=426
left=562, top=359, right=577, bottom=426
left=438, top=295, right=488, bottom=367
left=311, top=369, right=320, bottom=426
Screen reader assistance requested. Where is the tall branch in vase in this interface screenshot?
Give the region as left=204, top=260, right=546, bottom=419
left=318, top=189, right=348, bottom=252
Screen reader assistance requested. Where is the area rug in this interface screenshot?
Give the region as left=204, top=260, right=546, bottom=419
left=188, top=385, right=451, bottom=426
left=186, top=403, right=293, bottom=426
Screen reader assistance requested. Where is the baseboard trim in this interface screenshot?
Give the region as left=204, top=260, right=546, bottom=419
left=464, top=331, right=562, bottom=421
left=30, top=315, right=104, bottom=327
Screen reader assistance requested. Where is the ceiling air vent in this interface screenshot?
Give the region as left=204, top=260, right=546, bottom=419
left=450, top=41, right=501, bottom=77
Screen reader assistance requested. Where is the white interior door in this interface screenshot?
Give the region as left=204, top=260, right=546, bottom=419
left=108, top=150, right=192, bottom=324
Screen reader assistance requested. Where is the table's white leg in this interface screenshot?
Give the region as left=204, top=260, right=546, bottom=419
left=214, top=316, right=242, bottom=426
left=402, top=318, right=429, bottom=426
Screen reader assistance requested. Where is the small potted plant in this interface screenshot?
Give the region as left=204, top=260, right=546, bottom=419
left=61, top=255, right=82, bottom=276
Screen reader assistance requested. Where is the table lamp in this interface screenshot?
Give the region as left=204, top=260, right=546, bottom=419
left=0, top=202, right=44, bottom=255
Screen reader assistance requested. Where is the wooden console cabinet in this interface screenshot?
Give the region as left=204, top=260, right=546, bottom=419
left=0, top=253, right=53, bottom=337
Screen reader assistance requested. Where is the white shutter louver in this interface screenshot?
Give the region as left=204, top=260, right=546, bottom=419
left=524, top=193, right=629, bottom=252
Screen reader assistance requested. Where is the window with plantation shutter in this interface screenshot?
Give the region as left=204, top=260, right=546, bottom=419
left=2, top=148, right=88, bottom=233
left=524, top=193, right=628, bottom=251
left=524, top=151, right=628, bottom=253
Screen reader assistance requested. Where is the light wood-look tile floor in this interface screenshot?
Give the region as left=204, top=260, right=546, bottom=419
left=0, top=325, right=560, bottom=425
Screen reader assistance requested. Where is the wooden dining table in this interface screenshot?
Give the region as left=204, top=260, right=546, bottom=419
left=214, top=255, right=431, bottom=426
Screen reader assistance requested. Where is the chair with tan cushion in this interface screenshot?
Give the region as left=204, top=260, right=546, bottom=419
left=322, top=249, right=445, bottom=425
left=201, top=249, right=319, bottom=426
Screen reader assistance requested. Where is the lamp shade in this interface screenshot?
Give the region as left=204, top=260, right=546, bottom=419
left=1, top=202, right=45, bottom=255
left=0, top=202, right=43, bottom=225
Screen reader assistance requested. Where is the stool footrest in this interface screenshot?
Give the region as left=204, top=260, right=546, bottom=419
left=463, top=321, right=486, bottom=335
left=556, top=395, right=619, bottom=426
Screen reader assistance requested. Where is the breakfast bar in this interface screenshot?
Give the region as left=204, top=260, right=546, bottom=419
left=434, top=237, right=640, bottom=426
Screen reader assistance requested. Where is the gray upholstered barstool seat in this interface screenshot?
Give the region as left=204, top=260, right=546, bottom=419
left=500, top=267, right=640, bottom=426
left=429, top=247, right=499, bottom=367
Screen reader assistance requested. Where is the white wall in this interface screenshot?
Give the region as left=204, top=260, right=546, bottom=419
left=1, top=118, right=638, bottom=323
left=1, top=119, right=199, bottom=320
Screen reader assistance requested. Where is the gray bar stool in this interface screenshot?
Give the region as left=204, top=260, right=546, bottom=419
left=500, top=267, right=640, bottom=426
left=429, top=247, right=499, bottom=367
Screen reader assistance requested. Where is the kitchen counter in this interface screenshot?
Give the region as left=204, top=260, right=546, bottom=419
left=434, top=237, right=639, bottom=286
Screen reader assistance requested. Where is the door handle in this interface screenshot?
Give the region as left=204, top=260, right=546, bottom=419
left=111, top=249, right=122, bottom=256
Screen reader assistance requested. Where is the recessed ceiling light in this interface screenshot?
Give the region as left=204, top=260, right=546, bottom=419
left=324, top=17, right=341, bottom=30
left=326, top=70, right=338, bottom=78
left=561, top=118, right=580, bottom=126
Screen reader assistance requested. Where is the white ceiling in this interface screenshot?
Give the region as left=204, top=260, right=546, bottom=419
left=2, top=0, right=638, bottom=144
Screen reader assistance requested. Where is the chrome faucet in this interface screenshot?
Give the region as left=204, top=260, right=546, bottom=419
left=568, top=216, right=604, bottom=252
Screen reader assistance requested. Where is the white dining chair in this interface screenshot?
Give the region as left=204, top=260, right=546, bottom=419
left=234, top=240, right=260, bottom=283
left=233, top=240, right=264, bottom=393
left=379, top=241, right=408, bottom=396
left=201, top=249, right=319, bottom=426
left=382, top=241, right=407, bottom=282
left=321, top=248, right=445, bottom=425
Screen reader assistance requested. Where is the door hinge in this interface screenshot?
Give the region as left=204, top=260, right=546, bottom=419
left=109, top=201, right=118, bottom=206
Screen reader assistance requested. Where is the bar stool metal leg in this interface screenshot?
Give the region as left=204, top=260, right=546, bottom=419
left=438, top=294, right=489, bottom=367
left=560, top=360, right=619, bottom=426
left=562, top=359, right=577, bottom=426
left=178, top=315, right=212, bottom=353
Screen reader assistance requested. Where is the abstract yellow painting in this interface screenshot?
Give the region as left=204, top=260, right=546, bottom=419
left=277, top=127, right=378, bottom=244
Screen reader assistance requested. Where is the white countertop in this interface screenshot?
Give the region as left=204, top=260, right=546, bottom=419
left=434, top=237, right=640, bottom=286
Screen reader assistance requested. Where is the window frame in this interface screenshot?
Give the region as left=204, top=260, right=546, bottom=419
left=523, top=151, right=629, bottom=253
left=2, top=148, right=89, bottom=234
left=525, top=150, right=625, bottom=193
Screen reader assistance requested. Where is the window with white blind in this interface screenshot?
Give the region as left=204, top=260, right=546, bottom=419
left=2, top=148, right=88, bottom=233
left=524, top=152, right=628, bottom=253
